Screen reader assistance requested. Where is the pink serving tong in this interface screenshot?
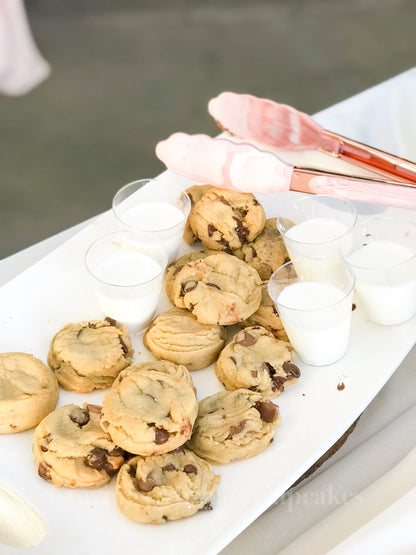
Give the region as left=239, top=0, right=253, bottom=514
left=208, top=92, right=416, bottom=185
left=156, top=132, right=416, bottom=210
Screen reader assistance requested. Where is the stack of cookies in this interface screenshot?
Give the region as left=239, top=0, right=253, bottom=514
left=0, top=185, right=301, bottom=527
left=146, top=185, right=300, bottom=402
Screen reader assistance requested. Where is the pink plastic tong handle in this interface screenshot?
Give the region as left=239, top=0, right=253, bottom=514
left=208, top=92, right=416, bottom=184
left=156, top=133, right=416, bottom=210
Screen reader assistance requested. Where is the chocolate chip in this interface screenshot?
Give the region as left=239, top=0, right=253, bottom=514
left=38, top=462, right=52, bottom=482
left=337, top=382, right=345, bottom=391
left=206, top=282, right=221, bottom=290
left=202, top=502, right=213, bottom=511
left=352, top=303, right=357, bottom=311
left=181, top=281, right=198, bottom=295
left=70, top=406, right=90, bottom=426
left=233, top=217, right=249, bottom=244
left=155, top=427, right=170, bottom=444
left=207, top=224, right=217, bottom=237
left=103, top=462, right=118, bottom=477
left=217, top=236, right=230, bottom=248
left=254, top=400, right=279, bottom=422
left=162, top=463, right=176, bottom=471
left=88, top=322, right=98, bottom=328
left=260, top=361, right=275, bottom=376
left=248, top=385, right=259, bottom=391
left=85, top=447, right=108, bottom=470
left=86, top=404, right=102, bottom=414
left=128, top=465, right=136, bottom=478
left=235, top=207, right=248, bottom=219
left=108, top=446, right=124, bottom=457
left=252, top=199, right=260, bottom=206
left=119, top=337, right=129, bottom=355
left=183, top=464, right=198, bottom=474
left=271, top=375, right=286, bottom=391
left=235, top=331, right=257, bottom=346
left=272, top=306, right=280, bottom=316
left=105, top=317, right=117, bottom=327
left=137, top=475, right=156, bottom=492
left=101, top=420, right=110, bottom=428
left=283, top=361, right=301, bottom=378
left=230, top=356, right=237, bottom=365
left=40, top=445, right=48, bottom=452
left=227, top=420, right=246, bottom=439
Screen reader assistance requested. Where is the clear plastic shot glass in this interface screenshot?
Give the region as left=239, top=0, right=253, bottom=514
left=276, top=195, right=357, bottom=280
left=340, top=217, right=416, bottom=325
left=269, top=258, right=355, bottom=366
left=112, top=178, right=191, bottom=263
left=85, top=230, right=168, bottom=333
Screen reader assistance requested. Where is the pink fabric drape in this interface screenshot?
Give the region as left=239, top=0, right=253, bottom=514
left=0, top=0, right=50, bottom=96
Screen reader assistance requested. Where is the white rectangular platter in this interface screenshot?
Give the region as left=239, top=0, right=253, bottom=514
left=0, top=169, right=415, bottom=555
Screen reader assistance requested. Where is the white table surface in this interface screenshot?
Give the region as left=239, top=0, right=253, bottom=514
left=1, top=69, right=415, bottom=555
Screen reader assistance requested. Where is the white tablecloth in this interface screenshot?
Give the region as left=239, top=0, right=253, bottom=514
left=1, top=69, right=415, bottom=555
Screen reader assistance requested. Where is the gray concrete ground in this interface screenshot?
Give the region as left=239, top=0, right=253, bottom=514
left=1, top=0, right=415, bottom=258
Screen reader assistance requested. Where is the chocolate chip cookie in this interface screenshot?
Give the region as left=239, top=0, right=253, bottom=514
left=112, top=360, right=196, bottom=392
left=165, top=248, right=217, bottom=303
left=233, top=218, right=290, bottom=280
left=188, top=188, right=266, bottom=250
left=101, top=366, right=198, bottom=456
left=0, top=352, right=59, bottom=434
left=48, top=319, right=133, bottom=393
left=171, top=252, right=262, bottom=325
left=33, top=403, right=126, bottom=488
left=215, top=326, right=300, bottom=398
left=188, top=389, right=281, bottom=464
left=144, top=307, right=227, bottom=370
left=239, top=283, right=289, bottom=341
left=183, top=184, right=213, bottom=245
left=116, top=449, right=220, bottom=524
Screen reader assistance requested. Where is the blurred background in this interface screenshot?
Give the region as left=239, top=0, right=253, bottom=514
left=1, top=0, right=415, bottom=259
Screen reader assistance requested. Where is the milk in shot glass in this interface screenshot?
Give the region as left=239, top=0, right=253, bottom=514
left=276, top=195, right=357, bottom=280
left=112, top=178, right=191, bottom=263
left=340, top=217, right=416, bottom=325
left=268, top=259, right=355, bottom=366
left=85, top=231, right=168, bottom=333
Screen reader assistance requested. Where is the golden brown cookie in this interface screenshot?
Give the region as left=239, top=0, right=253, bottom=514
left=215, top=326, right=300, bottom=398
left=239, top=282, right=289, bottom=341
left=144, top=308, right=227, bottom=370
left=0, top=352, right=59, bottom=434
left=233, top=218, right=290, bottom=280
left=188, top=389, right=281, bottom=464
left=116, top=449, right=220, bottom=524
left=33, top=403, right=126, bottom=488
left=188, top=188, right=266, bottom=250
left=48, top=319, right=133, bottom=393
left=101, top=366, right=198, bottom=456
left=171, top=252, right=262, bottom=325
